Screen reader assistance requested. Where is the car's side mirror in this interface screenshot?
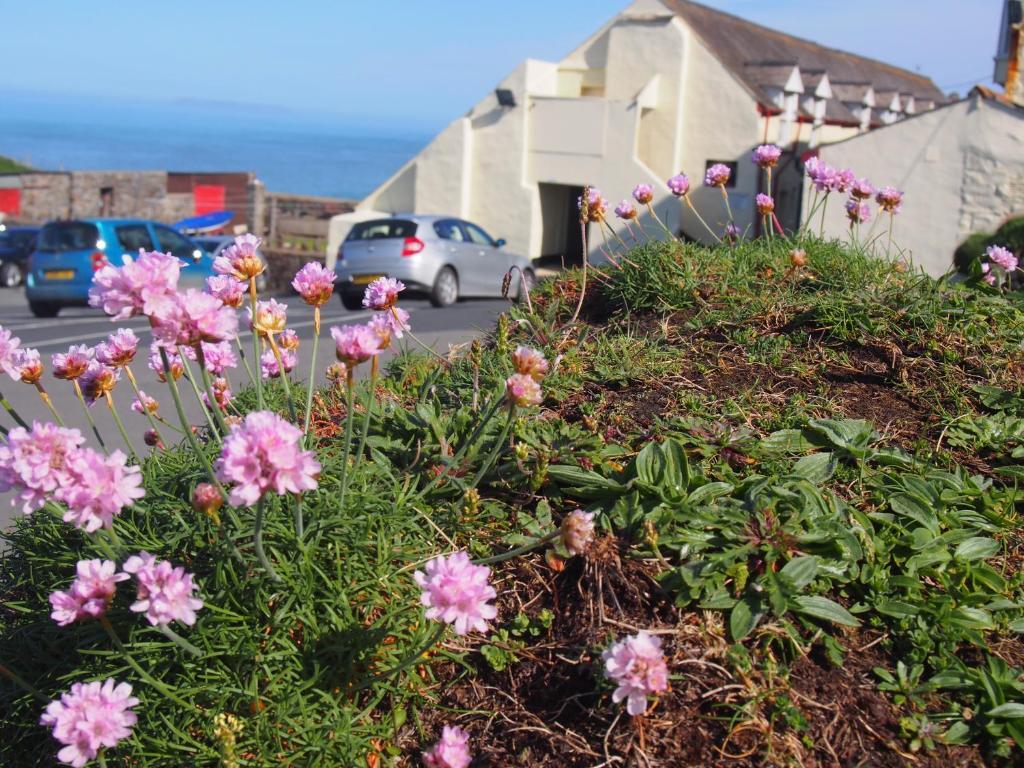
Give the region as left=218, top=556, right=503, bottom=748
left=495, top=238, right=506, bottom=248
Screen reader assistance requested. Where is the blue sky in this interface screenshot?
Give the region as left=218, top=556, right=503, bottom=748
left=0, top=0, right=1004, bottom=134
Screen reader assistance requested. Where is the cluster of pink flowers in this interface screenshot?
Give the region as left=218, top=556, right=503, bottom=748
left=414, top=551, right=497, bottom=636
left=58, top=449, right=144, bottom=532
left=152, top=288, right=238, bottom=347
left=49, top=559, right=129, bottom=626
left=987, top=244, right=1019, bottom=273
left=632, top=183, right=654, bottom=205
left=213, top=233, right=264, bottom=280
left=40, top=679, right=139, bottom=767
left=293, top=261, right=336, bottom=307
left=561, top=510, right=596, bottom=556
left=577, top=187, right=609, bottom=222
left=752, top=144, right=782, bottom=168
left=123, top=551, right=204, bottom=627
left=704, top=163, right=732, bottom=188
left=0, top=325, right=22, bottom=377
left=249, top=297, right=288, bottom=337
left=216, top=410, right=321, bottom=506
left=78, top=362, right=120, bottom=406
left=362, top=276, right=404, bottom=311
left=422, top=725, right=473, bottom=768
left=52, top=345, right=93, bottom=381
left=261, top=346, right=297, bottom=379
left=89, top=249, right=182, bottom=320
left=331, top=323, right=384, bottom=367
left=845, top=198, right=872, bottom=225
left=614, top=200, right=637, bottom=220
left=666, top=173, right=691, bottom=198
left=95, top=329, right=139, bottom=367
left=875, top=186, right=904, bottom=214
left=329, top=277, right=410, bottom=369
left=602, top=631, right=670, bottom=715
left=206, top=274, right=247, bottom=308
left=755, top=193, right=775, bottom=216
left=506, top=345, right=547, bottom=408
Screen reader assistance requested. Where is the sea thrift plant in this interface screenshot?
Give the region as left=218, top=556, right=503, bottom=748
left=875, top=186, right=904, bottom=214
left=78, top=362, right=119, bottom=406
left=752, top=144, right=782, bottom=168
left=52, top=345, right=93, bottom=380
left=850, top=178, right=875, bottom=200
left=506, top=372, right=543, bottom=407
left=512, top=345, right=548, bottom=381
left=200, top=340, right=237, bottom=376
left=216, top=410, right=321, bottom=506
left=422, top=725, right=473, bottom=768
left=602, top=631, right=670, bottom=716
left=666, top=173, right=690, bottom=197
left=704, top=163, right=732, bottom=187
left=845, top=198, right=871, bottom=225
left=414, top=551, right=497, bottom=636
left=49, top=559, right=128, bottom=626
left=131, top=391, right=159, bottom=415
left=292, top=261, right=336, bottom=306
left=214, top=233, right=265, bottom=280
left=0, top=324, right=21, bottom=376
left=632, top=183, right=654, bottom=204
left=57, top=449, right=144, bottom=532
left=95, top=328, right=139, bottom=367
left=153, top=289, right=238, bottom=346
left=0, top=422, right=86, bottom=513
left=123, top=552, right=204, bottom=627
left=362, top=276, right=405, bottom=310
left=561, top=510, right=596, bottom=556
left=331, top=323, right=384, bottom=368
left=755, top=194, right=775, bottom=216
left=10, top=347, right=42, bottom=383
left=40, top=679, right=139, bottom=767
left=206, top=274, right=247, bottom=308
left=614, top=200, right=637, bottom=220
left=987, top=244, right=1018, bottom=273
left=89, top=249, right=182, bottom=320
left=248, top=298, right=288, bottom=337
left=578, top=187, right=608, bottom=222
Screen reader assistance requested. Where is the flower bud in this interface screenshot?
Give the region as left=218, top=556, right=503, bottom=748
left=143, top=429, right=161, bottom=448
left=560, top=510, right=596, bottom=556
left=192, top=483, right=223, bottom=520
left=789, top=249, right=807, bottom=268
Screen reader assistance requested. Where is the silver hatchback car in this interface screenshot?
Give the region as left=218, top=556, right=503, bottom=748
left=334, top=215, right=534, bottom=309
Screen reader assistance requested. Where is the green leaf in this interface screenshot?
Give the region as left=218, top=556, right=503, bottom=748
left=791, top=452, right=836, bottom=483
left=954, top=537, right=1000, bottom=561
left=874, top=599, right=920, bottom=618
left=987, top=703, right=1024, bottom=719
left=779, top=556, right=818, bottom=589
left=761, top=429, right=814, bottom=453
left=686, top=482, right=734, bottom=505
left=546, top=465, right=625, bottom=498
left=792, top=595, right=860, bottom=627
left=729, top=594, right=761, bottom=641
left=1009, top=618, right=1024, bottom=633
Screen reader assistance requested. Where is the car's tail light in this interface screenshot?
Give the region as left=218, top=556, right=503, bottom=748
left=90, top=251, right=108, bottom=271
left=401, top=236, right=425, bottom=257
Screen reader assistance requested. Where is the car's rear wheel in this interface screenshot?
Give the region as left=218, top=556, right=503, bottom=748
left=340, top=291, right=364, bottom=311
left=0, top=262, right=23, bottom=288
left=29, top=301, right=60, bottom=318
left=514, top=268, right=536, bottom=303
left=431, top=267, right=458, bottom=307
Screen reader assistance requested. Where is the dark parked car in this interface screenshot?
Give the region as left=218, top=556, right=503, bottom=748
left=0, top=226, right=40, bottom=287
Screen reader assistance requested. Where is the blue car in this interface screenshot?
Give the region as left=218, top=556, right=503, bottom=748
left=26, top=219, right=215, bottom=317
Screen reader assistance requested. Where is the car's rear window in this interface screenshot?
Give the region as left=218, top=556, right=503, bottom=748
left=346, top=219, right=417, bottom=241
left=115, top=224, right=154, bottom=252
left=37, top=222, right=101, bottom=253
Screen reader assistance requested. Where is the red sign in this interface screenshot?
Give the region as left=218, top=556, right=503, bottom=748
left=0, top=188, right=21, bottom=216
left=193, top=184, right=225, bottom=215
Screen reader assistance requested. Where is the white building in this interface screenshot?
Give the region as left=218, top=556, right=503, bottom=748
left=329, top=0, right=945, bottom=266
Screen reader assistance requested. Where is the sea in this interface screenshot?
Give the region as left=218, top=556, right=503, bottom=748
left=0, top=91, right=430, bottom=200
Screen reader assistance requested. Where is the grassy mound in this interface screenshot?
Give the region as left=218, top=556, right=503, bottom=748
left=3, top=238, right=1024, bottom=766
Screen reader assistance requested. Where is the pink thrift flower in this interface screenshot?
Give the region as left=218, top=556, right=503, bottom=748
left=578, top=188, right=608, bottom=222
left=845, top=198, right=871, bottom=224
left=52, top=344, right=93, bottom=381
left=667, top=173, right=691, bottom=197
left=724, top=222, right=741, bottom=243
left=153, top=289, right=238, bottom=346
left=292, top=261, right=336, bottom=306
left=216, top=410, right=321, bottom=506
left=202, top=377, right=233, bottom=411
left=755, top=194, right=775, bottom=215
left=614, top=200, right=637, bottom=220
left=422, top=725, right=473, bottom=768
left=0, top=422, right=86, bottom=513
left=279, top=328, right=301, bottom=351
left=414, top=551, right=497, bottom=636
left=49, top=559, right=128, bottom=626
left=260, top=347, right=297, bottom=379
left=248, top=298, right=288, bottom=336
left=705, top=163, right=732, bottom=187
left=512, top=346, right=548, bottom=381
left=10, top=347, right=42, bottom=384
left=368, top=308, right=410, bottom=348
left=214, top=233, right=265, bottom=280
left=95, top=328, right=139, bottom=367
left=200, top=340, right=237, bottom=375
left=982, top=263, right=997, bottom=285
left=506, top=373, right=542, bottom=407
left=57, top=449, right=144, bottom=532
left=206, top=274, right=247, bottom=308
left=40, top=679, right=139, bottom=767
left=987, top=244, right=1019, bottom=273
left=123, top=552, right=204, bottom=627
left=148, top=343, right=184, bottom=382
left=561, top=510, right=596, bottom=556
left=89, top=249, right=182, bottom=320
left=0, top=325, right=22, bottom=377
left=752, top=144, right=782, bottom=168
left=632, top=184, right=654, bottom=205
left=850, top=178, right=875, bottom=200
left=78, top=362, right=119, bottom=406
left=805, top=157, right=836, bottom=193
left=834, top=169, right=856, bottom=194
left=330, top=323, right=384, bottom=367
left=131, top=391, right=159, bottom=415
left=602, top=631, right=670, bottom=715
left=362, top=277, right=405, bottom=310
left=875, top=186, right=904, bottom=213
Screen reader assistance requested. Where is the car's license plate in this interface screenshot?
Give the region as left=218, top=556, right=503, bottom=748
left=44, top=270, right=75, bottom=280
left=352, top=274, right=383, bottom=286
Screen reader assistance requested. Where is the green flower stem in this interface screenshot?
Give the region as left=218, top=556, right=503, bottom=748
left=0, top=387, right=28, bottom=429
left=886, top=212, right=895, bottom=258
left=351, top=357, right=378, bottom=476
left=177, top=350, right=220, bottom=437
left=292, top=494, right=304, bottom=541
left=302, top=306, right=322, bottom=440
left=684, top=195, right=721, bottom=243
left=249, top=278, right=263, bottom=410
left=802, top=190, right=822, bottom=232
left=98, top=753, right=108, bottom=768
left=398, top=323, right=450, bottom=365
left=819, top=194, right=830, bottom=237
left=99, top=617, right=192, bottom=709
left=644, top=202, right=677, bottom=241
left=355, top=622, right=448, bottom=692
left=470, top=405, right=516, bottom=488
left=193, top=344, right=229, bottom=435
left=158, top=347, right=227, bottom=498
left=267, top=335, right=297, bottom=422
left=720, top=186, right=735, bottom=224
left=103, top=392, right=139, bottom=464
left=253, top=497, right=281, bottom=582
left=73, top=380, right=108, bottom=451
left=0, top=662, right=49, bottom=703
left=33, top=383, right=65, bottom=426
left=234, top=336, right=256, bottom=390
left=337, top=374, right=357, bottom=512
left=472, top=530, right=561, bottom=566
left=123, top=365, right=165, bottom=445
left=156, top=624, right=203, bottom=658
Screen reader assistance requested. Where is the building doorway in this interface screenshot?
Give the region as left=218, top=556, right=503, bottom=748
left=538, top=183, right=585, bottom=267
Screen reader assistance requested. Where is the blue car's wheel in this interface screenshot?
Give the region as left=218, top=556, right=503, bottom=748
left=29, top=301, right=60, bottom=318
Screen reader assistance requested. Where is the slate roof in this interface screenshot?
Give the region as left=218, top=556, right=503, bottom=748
left=664, top=0, right=946, bottom=111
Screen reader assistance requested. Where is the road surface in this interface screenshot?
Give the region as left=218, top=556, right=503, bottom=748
left=0, top=286, right=508, bottom=530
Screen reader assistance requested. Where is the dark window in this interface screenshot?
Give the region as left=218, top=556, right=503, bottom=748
left=433, top=220, right=466, bottom=242
left=100, top=186, right=115, bottom=217
left=154, top=225, right=196, bottom=259
left=463, top=222, right=495, bottom=247
left=115, top=224, right=154, bottom=252
left=346, top=219, right=418, bottom=241
left=705, top=161, right=738, bottom=189
left=37, top=221, right=100, bottom=253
